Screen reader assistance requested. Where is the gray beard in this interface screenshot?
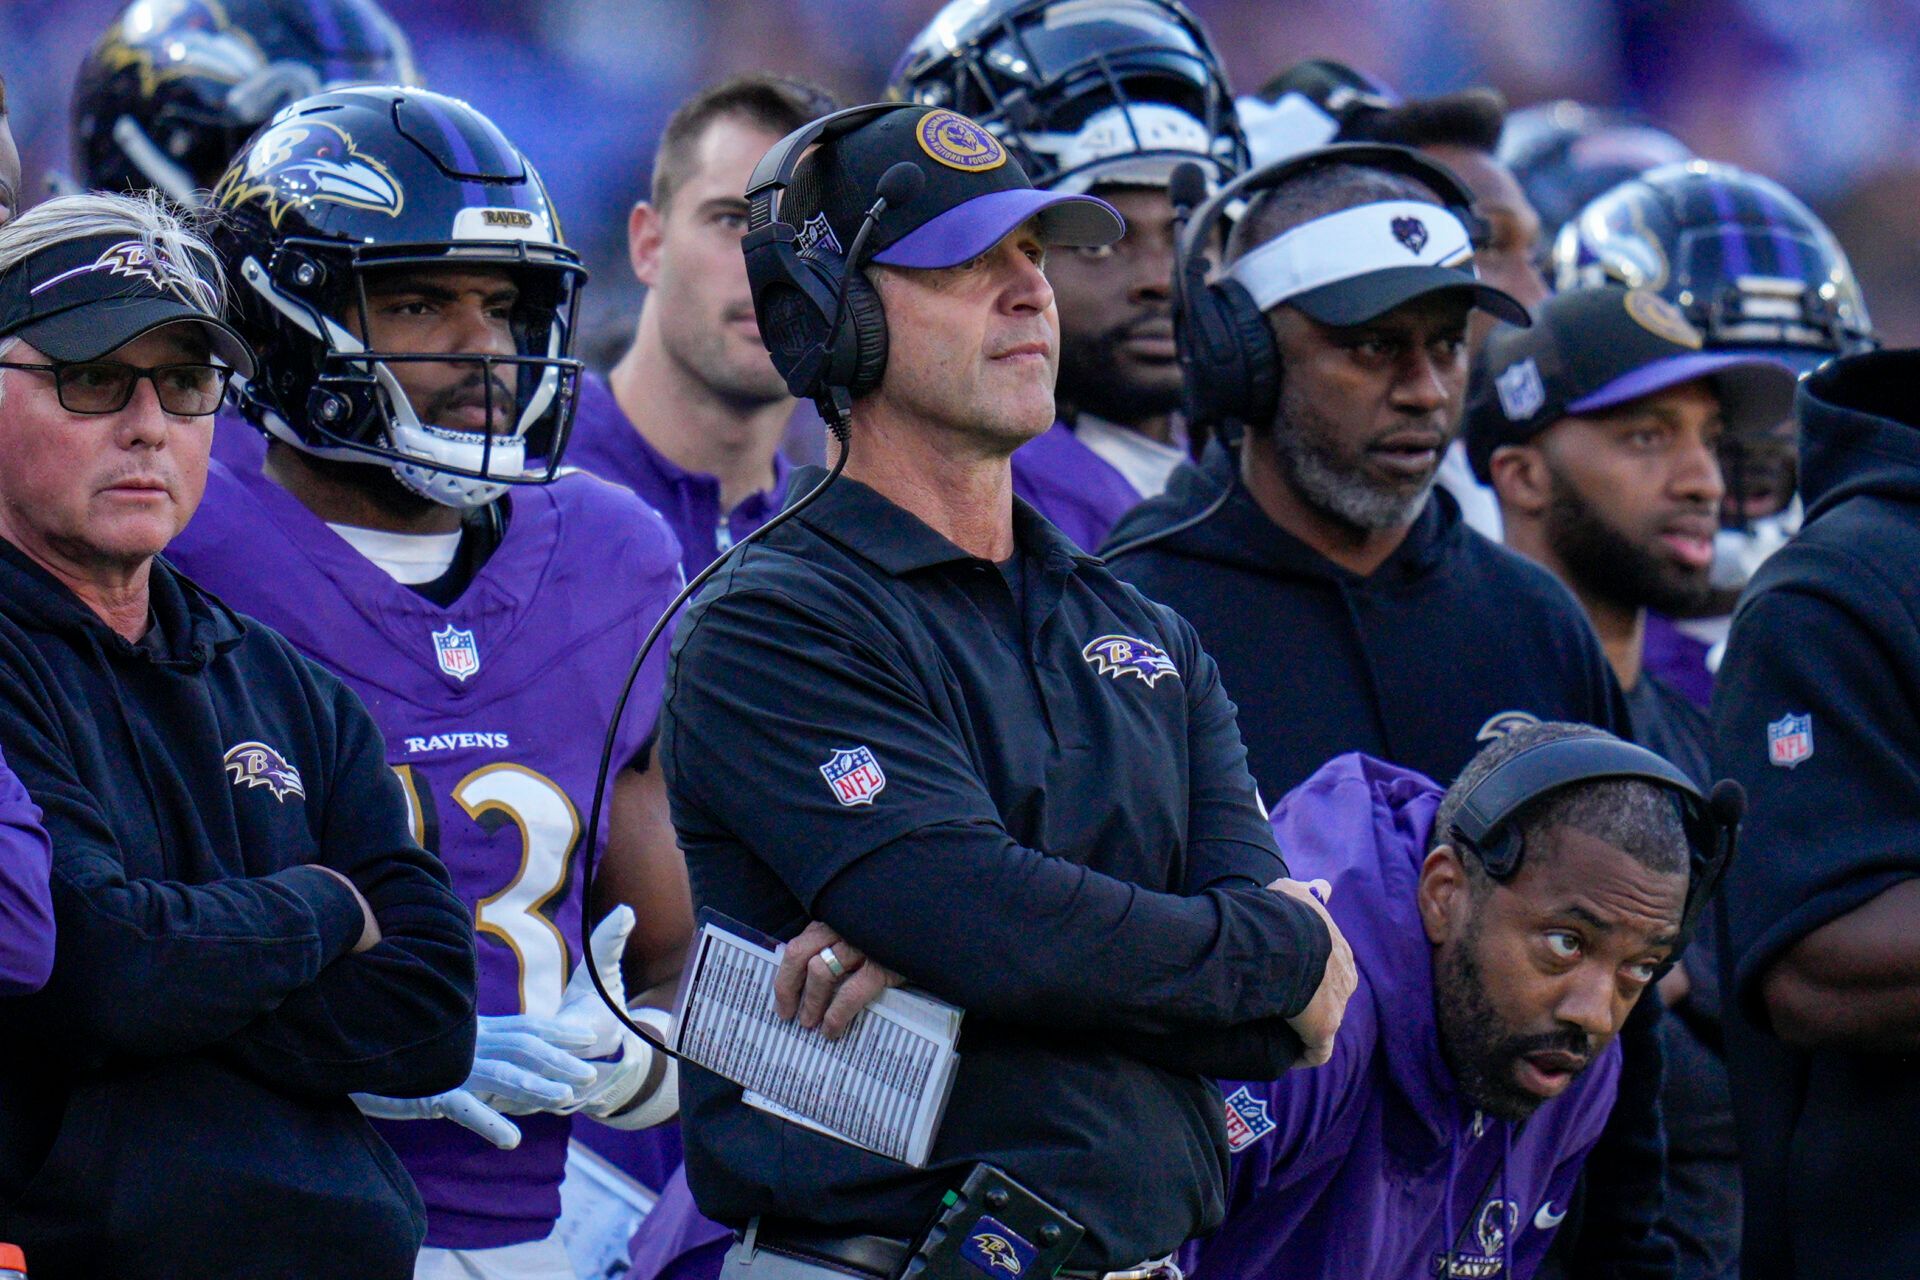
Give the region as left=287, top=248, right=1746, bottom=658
left=1271, top=415, right=1436, bottom=532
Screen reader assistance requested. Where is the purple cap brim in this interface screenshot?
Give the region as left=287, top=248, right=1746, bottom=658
left=870, top=188, right=1124, bottom=269
left=1568, top=352, right=1790, bottom=416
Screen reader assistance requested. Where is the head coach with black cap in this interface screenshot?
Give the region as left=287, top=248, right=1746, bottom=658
left=0, top=192, right=477, bottom=1278
left=657, top=103, right=1353, bottom=1280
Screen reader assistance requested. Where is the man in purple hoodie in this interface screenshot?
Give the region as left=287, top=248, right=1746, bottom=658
left=1189, top=720, right=1689, bottom=1280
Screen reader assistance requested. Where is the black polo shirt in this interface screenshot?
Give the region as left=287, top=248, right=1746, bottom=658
left=659, top=469, right=1330, bottom=1269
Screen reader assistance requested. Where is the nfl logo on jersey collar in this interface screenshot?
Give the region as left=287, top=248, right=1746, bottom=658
left=432, top=624, right=482, bottom=683
left=1768, top=712, right=1813, bottom=768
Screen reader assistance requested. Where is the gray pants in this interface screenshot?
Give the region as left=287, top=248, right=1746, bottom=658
left=718, top=1238, right=876, bottom=1280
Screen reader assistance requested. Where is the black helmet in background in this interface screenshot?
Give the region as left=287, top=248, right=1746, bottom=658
left=889, top=0, right=1246, bottom=193
left=71, top=0, right=418, bottom=204
left=1498, top=100, right=1692, bottom=245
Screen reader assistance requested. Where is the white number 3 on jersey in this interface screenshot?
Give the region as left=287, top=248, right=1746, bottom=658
left=394, top=762, right=582, bottom=1018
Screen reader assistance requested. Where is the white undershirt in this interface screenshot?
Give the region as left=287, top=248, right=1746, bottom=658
left=327, top=522, right=462, bottom=585
left=1074, top=415, right=1190, bottom=499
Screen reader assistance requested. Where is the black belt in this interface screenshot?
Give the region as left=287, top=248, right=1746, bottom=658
left=750, top=1222, right=911, bottom=1279
left=746, top=1221, right=1177, bottom=1280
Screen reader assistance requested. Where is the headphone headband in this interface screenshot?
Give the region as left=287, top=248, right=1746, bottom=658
left=746, top=102, right=920, bottom=231
left=1175, top=142, right=1477, bottom=276
left=1169, top=143, right=1481, bottom=434
left=1442, top=731, right=1743, bottom=975
left=1449, top=735, right=1702, bottom=866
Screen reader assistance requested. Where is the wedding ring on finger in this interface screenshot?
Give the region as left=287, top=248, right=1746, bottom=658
left=820, top=945, right=848, bottom=980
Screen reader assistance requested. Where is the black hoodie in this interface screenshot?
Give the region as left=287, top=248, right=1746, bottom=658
left=1103, top=444, right=1629, bottom=801
left=1713, top=350, right=1920, bottom=1279
left=0, top=539, right=476, bottom=1279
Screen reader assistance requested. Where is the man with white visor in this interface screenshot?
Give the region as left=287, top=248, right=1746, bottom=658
left=1105, top=144, right=1628, bottom=810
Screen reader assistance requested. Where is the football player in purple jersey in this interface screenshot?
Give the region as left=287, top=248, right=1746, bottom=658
left=890, top=0, right=1248, bottom=551
left=168, top=87, right=690, bottom=1279
left=566, top=75, right=836, bottom=581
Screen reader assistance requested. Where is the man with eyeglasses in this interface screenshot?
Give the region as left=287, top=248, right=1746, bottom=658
left=0, top=192, right=479, bottom=1278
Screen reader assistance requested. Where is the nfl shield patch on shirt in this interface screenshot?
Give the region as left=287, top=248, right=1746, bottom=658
left=1768, top=713, right=1813, bottom=768
left=432, top=624, right=481, bottom=682
left=819, top=745, right=887, bottom=807
left=1223, top=1085, right=1276, bottom=1152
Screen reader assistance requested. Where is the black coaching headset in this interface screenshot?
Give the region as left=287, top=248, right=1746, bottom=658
left=1167, top=141, right=1485, bottom=432
left=1446, top=733, right=1745, bottom=967
left=742, top=102, right=929, bottom=430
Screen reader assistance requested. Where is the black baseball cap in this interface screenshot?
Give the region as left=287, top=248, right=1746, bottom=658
left=785, top=105, right=1124, bottom=269
left=0, top=233, right=254, bottom=374
left=1464, top=285, right=1797, bottom=482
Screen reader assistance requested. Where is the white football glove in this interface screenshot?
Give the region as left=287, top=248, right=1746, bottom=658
left=354, top=1013, right=599, bottom=1150
left=550, top=905, right=680, bottom=1130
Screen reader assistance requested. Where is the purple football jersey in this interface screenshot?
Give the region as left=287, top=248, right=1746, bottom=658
left=566, top=372, right=791, bottom=581
left=211, top=405, right=268, bottom=473
left=167, top=460, right=684, bottom=1249
left=1010, top=421, right=1145, bottom=552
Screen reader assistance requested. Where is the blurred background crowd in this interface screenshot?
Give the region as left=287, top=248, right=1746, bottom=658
left=7, top=0, right=1920, bottom=360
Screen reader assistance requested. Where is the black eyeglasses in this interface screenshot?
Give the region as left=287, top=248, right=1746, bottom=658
left=0, top=359, right=234, bottom=417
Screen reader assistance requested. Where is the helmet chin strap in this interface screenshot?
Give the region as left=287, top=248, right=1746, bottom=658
left=112, top=116, right=200, bottom=206
left=239, top=256, right=552, bottom=510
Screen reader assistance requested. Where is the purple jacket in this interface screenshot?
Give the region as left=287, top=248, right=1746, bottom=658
left=1187, top=754, right=1621, bottom=1280
left=1010, top=422, right=1145, bottom=553
left=0, top=742, right=55, bottom=995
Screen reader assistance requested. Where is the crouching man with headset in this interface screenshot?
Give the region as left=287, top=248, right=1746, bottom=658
left=1183, top=722, right=1742, bottom=1280
left=654, top=103, right=1355, bottom=1280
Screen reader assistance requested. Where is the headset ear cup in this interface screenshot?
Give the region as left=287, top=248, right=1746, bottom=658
left=1480, top=829, right=1523, bottom=880
left=746, top=236, right=840, bottom=398
left=1180, top=282, right=1246, bottom=427
left=1217, top=278, right=1281, bottom=428
left=839, top=268, right=889, bottom=396
left=1182, top=278, right=1281, bottom=430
